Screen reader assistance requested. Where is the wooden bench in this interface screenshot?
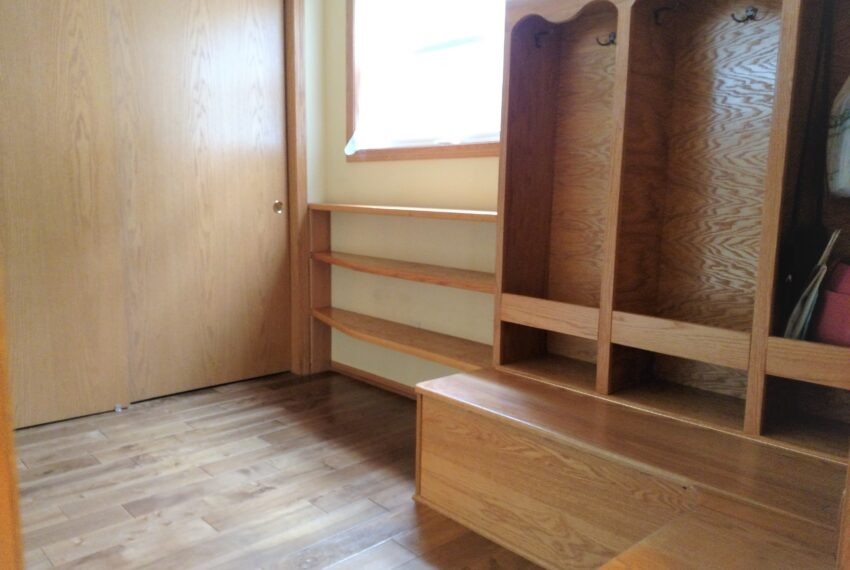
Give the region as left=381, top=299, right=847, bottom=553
left=415, top=369, right=848, bottom=569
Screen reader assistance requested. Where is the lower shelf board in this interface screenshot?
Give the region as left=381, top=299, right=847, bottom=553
left=500, top=355, right=745, bottom=433
left=312, top=307, right=492, bottom=372
left=499, top=354, right=596, bottom=394
left=613, top=381, right=745, bottom=434
left=765, top=414, right=850, bottom=461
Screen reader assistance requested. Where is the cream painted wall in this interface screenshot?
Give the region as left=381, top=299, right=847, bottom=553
left=311, top=0, right=501, bottom=388
left=305, top=0, right=326, bottom=203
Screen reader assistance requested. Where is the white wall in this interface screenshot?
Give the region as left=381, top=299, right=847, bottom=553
left=308, top=0, right=500, bottom=388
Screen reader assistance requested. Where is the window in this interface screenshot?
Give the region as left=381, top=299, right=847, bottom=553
left=346, top=0, right=506, bottom=161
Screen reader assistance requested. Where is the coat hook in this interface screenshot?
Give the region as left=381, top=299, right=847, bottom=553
left=731, top=6, right=764, bottom=23
left=596, top=32, right=616, bottom=46
left=534, top=30, right=550, bottom=49
left=653, top=1, right=681, bottom=26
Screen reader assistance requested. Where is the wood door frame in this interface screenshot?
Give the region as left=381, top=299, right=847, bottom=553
left=286, top=0, right=312, bottom=375
left=0, top=270, right=22, bottom=568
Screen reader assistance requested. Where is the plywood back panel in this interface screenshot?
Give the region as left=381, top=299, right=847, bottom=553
left=614, top=0, right=674, bottom=315
left=547, top=3, right=617, bottom=309
left=500, top=15, right=561, bottom=300
left=108, top=0, right=291, bottom=401
left=0, top=0, right=132, bottom=427
left=653, top=0, right=782, bottom=331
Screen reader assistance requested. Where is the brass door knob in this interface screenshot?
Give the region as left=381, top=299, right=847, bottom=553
left=273, top=200, right=284, bottom=214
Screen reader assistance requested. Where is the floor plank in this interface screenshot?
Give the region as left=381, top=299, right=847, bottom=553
left=16, top=373, right=535, bottom=569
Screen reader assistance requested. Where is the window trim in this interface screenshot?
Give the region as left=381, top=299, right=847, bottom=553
left=345, top=0, right=501, bottom=162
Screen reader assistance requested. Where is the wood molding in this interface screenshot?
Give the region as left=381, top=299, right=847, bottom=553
left=309, top=211, right=332, bottom=374
left=0, top=270, right=22, bottom=569
left=345, top=143, right=501, bottom=162
left=331, top=361, right=416, bottom=400
left=841, top=461, right=850, bottom=568
left=308, top=203, right=497, bottom=222
left=500, top=295, right=599, bottom=340
left=611, top=312, right=752, bottom=371
left=286, top=0, right=311, bottom=375
left=766, top=337, right=850, bottom=390
left=597, top=1, right=634, bottom=396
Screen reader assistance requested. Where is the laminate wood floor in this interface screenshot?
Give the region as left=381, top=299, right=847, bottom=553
left=15, top=373, right=540, bottom=569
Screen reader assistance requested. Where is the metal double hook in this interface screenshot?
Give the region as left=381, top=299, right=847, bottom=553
left=653, top=3, right=764, bottom=25
left=596, top=32, right=617, bottom=46
left=732, top=6, right=764, bottom=22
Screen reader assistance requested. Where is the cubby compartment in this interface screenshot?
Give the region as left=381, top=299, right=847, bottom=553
left=498, top=323, right=597, bottom=394
left=608, top=348, right=746, bottom=431
left=770, top=0, right=850, bottom=354
left=614, top=0, right=784, bottom=334
left=500, top=2, right=617, bottom=311
left=763, top=376, right=850, bottom=461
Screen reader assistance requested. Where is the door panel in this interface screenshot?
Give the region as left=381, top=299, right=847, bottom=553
left=0, top=0, right=291, bottom=424
left=109, top=0, right=290, bottom=401
left=0, top=0, right=132, bottom=428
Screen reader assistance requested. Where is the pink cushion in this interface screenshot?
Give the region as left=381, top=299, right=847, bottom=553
left=824, top=262, right=850, bottom=294
left=812, top=290, right=850, bottom=347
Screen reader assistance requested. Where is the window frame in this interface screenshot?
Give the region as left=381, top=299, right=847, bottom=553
left=345, top=0, right=502, bottom=162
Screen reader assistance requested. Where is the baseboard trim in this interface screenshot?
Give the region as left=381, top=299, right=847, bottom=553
left=330, top=361, right=417, bottom=400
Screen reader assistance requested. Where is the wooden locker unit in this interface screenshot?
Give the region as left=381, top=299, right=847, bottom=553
left=492, top=0, right=850, bottom=462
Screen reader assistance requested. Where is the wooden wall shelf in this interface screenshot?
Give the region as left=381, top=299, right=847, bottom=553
left=313, top=307, right=491, bottom=372
left=307, top=203, right=497, bottom=389
left=309, top=203, right=497, bottom=223
left=312, top=251, right=496, bottom=293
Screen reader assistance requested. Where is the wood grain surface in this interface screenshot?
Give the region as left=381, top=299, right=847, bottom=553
left=15, top=373, right=538, bottom=569
left=308, top=204, right=498, bottom=223
left=313, top=252, right=496, bottom=294
left=418, top=369, right=844, bottom=569
left=603, top=493, right=837, bottom=569
left=419, top=396, right=693, bottom=569
left=0, top=271, right=21, bottom=568
left=417, top=368, right=846, bottom=529
left=107, top=0, right=291, bottom=401
left=613, top=0, right=783, bottom=400
left=0, top=0, right=132, bottom=427
left=313, top=307, right=492, bottom=372
left=841, top=460, right=850, bottom=568
left=546, top=5, right=617, bottom=310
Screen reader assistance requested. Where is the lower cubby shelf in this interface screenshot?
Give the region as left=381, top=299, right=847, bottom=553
left=499, top=353, right=745, bottom=433
left=500, top=354, right=596, bottom=394
left=764, top=376, right=850, bottom=461
left=765, top=414, right=850, bottom=461
left=313, top=307, right=492, bottom=372
left=612, top=381, right=745, bottom=433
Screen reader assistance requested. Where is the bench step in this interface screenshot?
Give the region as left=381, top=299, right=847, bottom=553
left=415, top=369, right=846, bottom=569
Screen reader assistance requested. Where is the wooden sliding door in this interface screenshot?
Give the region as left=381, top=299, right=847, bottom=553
left=0, top=0, right=133, bottom=428
left=0, top=0, right=290, bottom=426
left=110, top=0, right=291, bottom=401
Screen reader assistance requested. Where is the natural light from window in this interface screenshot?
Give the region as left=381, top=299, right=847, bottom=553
left=345, top=0, right=506, bottom=155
